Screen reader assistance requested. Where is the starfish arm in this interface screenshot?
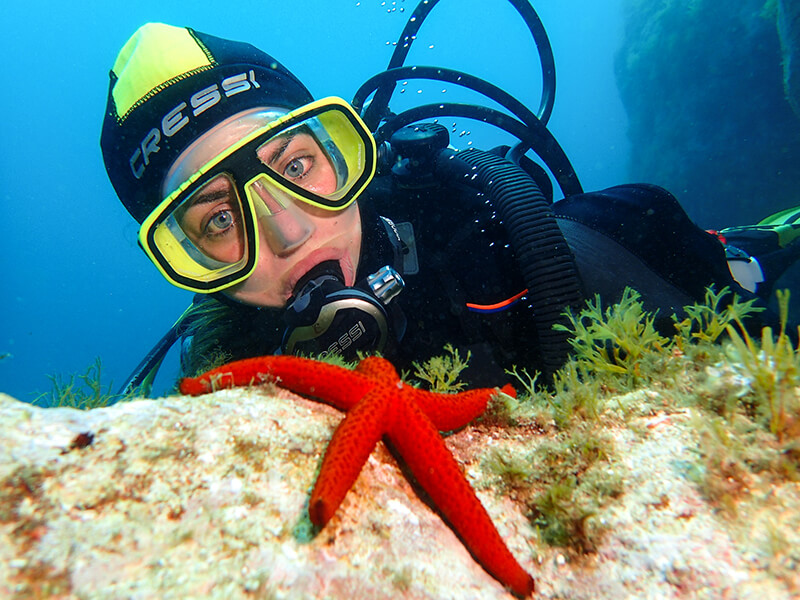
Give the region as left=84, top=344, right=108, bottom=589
left=308, top=387, right=390, bottom=528
left=353, top=356, right=400, bottom=382
left=407, top=387, right=495, bottom=432
left=179, top=355, right=373, bottom=410
left=389, top=399, right=535, bottom=598
left=355, top=356, right=505, bottom=431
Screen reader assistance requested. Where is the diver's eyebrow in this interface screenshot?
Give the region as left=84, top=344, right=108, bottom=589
left=266, top=132, right=297, bottom=165
left=186, top=188, right=231, bottom=209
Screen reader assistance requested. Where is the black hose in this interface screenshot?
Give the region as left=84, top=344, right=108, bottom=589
left=374, top=101, right=583, bottom=198
left=353, top=66, right=548, bottom=163
left=436, top=147, right=584, bottom=375
left=361, top=0, right=555, bottom=129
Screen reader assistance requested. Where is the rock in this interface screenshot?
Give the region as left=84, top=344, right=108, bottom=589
left=1, top=387, right=799, bottom=599
left=0, top=391, right=528, bottom=599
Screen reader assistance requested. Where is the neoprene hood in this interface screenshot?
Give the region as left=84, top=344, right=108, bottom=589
left=100, top=23, right=314, bottom=223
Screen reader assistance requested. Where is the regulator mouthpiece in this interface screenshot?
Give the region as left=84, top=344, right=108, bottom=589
left=281, top=264, right=405, bottom=360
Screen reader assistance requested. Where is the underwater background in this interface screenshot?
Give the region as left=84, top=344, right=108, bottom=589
left=2, top=0, right=797, bottom=403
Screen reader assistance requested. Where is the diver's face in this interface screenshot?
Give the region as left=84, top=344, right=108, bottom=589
left=168, top=118, right=362, bottom=308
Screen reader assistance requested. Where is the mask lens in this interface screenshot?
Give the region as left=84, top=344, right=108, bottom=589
left=170, top=173, right=246, bottom=264
left=256, top=123, right=340, bottom=198
left=253, top=106, right=372, bottom=208
left=148, top=173, right=254, bottom=285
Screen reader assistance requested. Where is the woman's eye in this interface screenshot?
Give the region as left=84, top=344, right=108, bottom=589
left=283, top=157, right=311, bottom=179
left=205, top=209, right=235, bottom=235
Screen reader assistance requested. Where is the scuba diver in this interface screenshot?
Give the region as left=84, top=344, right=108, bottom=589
left=101, top=4, right=800, bottom=396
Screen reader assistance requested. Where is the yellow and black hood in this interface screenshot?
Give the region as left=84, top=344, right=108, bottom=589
left=100, top=23, right=313, bottom=223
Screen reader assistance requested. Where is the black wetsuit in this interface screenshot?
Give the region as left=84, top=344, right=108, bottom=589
left=182, top=161, right=771, bottom=386
left=361, top=176, right=759, bottom=385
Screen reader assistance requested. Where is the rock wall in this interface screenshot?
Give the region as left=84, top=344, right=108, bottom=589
left=615, top=0, right=800, bottom=227
left=779, top=0, right=800, bottom=118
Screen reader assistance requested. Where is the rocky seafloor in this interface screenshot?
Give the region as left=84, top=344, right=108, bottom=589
left=1, top=376, right=799, bottom=599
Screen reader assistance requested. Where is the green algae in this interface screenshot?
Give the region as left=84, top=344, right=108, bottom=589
left=550, top=284, right=799, bottom=477
left=673, top=286, right=764, bottom=345
left=725, top=290, right=800, bottom=441
left=480, top=424, right=623, bottom=555
left=38, top=357, right=131, bottom=409
left=411, top=343, right=472, bottom=392
left=476, top=284, right=800, bottom=562
left=554, top=288, right=670, bottom=390
left=187, top=347, right=234, bottom=378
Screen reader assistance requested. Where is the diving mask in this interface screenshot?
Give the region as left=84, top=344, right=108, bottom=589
left=139, top=97, right=376, bottom=293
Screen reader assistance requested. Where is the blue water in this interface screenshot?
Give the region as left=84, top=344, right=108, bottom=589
left=0, top=0, right=627, bottom=402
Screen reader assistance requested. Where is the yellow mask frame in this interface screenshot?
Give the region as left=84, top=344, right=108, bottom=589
left=139, top=97, right=376, bottom=293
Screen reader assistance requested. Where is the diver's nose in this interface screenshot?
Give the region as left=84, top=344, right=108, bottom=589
left=249, top=179, right=314, bottom=256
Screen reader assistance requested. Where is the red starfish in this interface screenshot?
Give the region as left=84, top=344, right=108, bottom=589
left=180, top=355, right=535, bottom=597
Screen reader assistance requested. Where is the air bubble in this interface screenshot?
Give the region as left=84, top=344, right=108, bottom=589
left=428, top=44, right=435, bottom=49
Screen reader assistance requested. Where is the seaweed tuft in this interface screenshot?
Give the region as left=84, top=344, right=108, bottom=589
left=526, top=428, right=623, bottom=554
left=36, top=357, right=131, bottom=409
left=554, top=288, right=669, bottom=391
left=411, top=344, right=471, bottom=392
